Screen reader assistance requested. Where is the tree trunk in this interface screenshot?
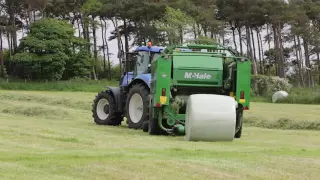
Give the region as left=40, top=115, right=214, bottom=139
left=277, top=23, right=285, bottom=78
left=215, top=34, right=220, bottom=44
left=86, top=22, right=90, bottom=52
left=0, top=30, right=4, bottom=77
left=193, top=24, right=197, bottom=39
left=27, top=7, right=31, bottom=25
left=6, top=33, right=11, bottom=58
left=92, top=18, right=97, bottom=60
left=232, top=26, right=237, bottom=51
left=266, top=24, right=271, bottom=66
left=272, top=24, right=279, bottom=76
left=303, top=37, right=312, bottom=87
left=237, top=26, right=243, bottom=55
left=203, top=25, right=208, bottom=37
left=8, top=2, right=17, bottom=52
left=33, top=11, right=36, bottom=22
left=196, top=23, right=201, bottom=37
left=91, top=66, right=97, bottom=81
left=77, top=18, right=81, bottom=38
left=258, top=30, right=265, bottom=74
left=293, top=35, right=304, bottom=87
left=179, top=27, right=183, bottom=44
left=81, top=16, right=90, bottom=52
left=250, top=27, right=257, bottom=73
left=297, top=36, right=304, bottom=71
left=256, top=28, right=263, bottom=74
left=92, top=17, right=98, bottom=80
left=123, top=18, right=129, bottom=61
left=103, top=19, right=112, bottom=80
left=100, top=18, right=106, bottom=73
left=317, top=52, right=320, bottom=85
left=246, top=24, right=257, bottom=75
left=112, top=17, right=123, bottom=75
left=222, top=31, right=225, bottom=46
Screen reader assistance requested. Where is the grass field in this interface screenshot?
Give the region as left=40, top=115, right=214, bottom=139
left=0, top=90, right=320, bottom=180
left=1, top=79, right=320, bottom=105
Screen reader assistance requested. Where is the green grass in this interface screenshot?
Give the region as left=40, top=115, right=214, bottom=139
left=252, top=86, right=320, bottom=104
left=1, top=78, right=320, bottom=104
left=244, top=102, right=320, bottom=130
left=276, top=87, right=320, bottom=104
left=0, top=90, right=320, bottom=180
left=0, top=79, right=118, bottom=92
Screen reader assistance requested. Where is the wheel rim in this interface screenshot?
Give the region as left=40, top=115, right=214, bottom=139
left=129, top=93, right=144, bottom=123
left=96, top=98, right=109, bottom=120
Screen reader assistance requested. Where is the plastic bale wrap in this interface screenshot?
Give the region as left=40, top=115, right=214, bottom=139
left=184, top=94, right=237, bottom=142
left=272, top=90, right=289, bottom=103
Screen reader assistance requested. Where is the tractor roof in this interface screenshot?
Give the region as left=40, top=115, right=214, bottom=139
left=135, top=46, right=164, bottom=53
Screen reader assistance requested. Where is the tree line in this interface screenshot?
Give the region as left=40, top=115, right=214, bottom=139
left=0, top=0, right=319, bottom=87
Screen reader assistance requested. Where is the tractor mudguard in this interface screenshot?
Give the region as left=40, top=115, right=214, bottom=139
left=129, top=74, right=151, bottom=89
left=105, top=86, right=121, bottom=112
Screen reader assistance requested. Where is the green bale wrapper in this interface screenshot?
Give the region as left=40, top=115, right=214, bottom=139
left=148, top=43, right=251, bottom=141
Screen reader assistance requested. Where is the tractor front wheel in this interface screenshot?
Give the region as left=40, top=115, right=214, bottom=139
left=125, top=84, right=149, bottom=129
left=92, top=91, right=122, bottom=126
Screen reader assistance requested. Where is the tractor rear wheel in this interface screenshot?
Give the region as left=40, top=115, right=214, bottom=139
left=92, top=91, right=122, bottom=126
left=142, top=121, right=149, bottom=132
left=125, top=84, right=149, bottom=129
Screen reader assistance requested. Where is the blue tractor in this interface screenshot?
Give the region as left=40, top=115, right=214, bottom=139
left=92, top=43, right=164, bottom=130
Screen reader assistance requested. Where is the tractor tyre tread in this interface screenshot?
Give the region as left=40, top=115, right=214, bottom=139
left=148, top=117, right=162, bottom=135
left=92, top=90, right=122, bottom=126
left=234, top=108, right=243, bottom=138
left=125, top=83, right=150, bottom=129
left=142, top=121, right=149, bottom=132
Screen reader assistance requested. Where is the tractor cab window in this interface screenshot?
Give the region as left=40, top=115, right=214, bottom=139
left=152, top=53, right=161, bottom=62
left=134, top=51, right=161, bottom=74
left=123, top=53, right=138, bottom=72
left=136, top=51, right=151, bottom=74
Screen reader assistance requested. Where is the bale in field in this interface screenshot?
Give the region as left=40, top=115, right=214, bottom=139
left=272, top=91, right=289, bottom=103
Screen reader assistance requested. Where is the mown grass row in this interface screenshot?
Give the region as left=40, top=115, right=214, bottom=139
left=0, top=90, right=319, bottom=131
left=0, top=90, right=92, bottom=121
left=0, top=78, right=118, bottom=92
left=1, top=78, right=320, bottom=104
left=243, top=118, right=320, bottom=131
left=0, top=92, right=90, bottom=110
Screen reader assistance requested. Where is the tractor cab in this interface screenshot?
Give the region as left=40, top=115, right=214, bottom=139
left=120, top=42, right=164, bottom=87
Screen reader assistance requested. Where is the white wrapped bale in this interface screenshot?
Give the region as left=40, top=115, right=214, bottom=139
left=184, top=94, right=237, bottom=142
left=272, top=90, right=289, bottom=103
